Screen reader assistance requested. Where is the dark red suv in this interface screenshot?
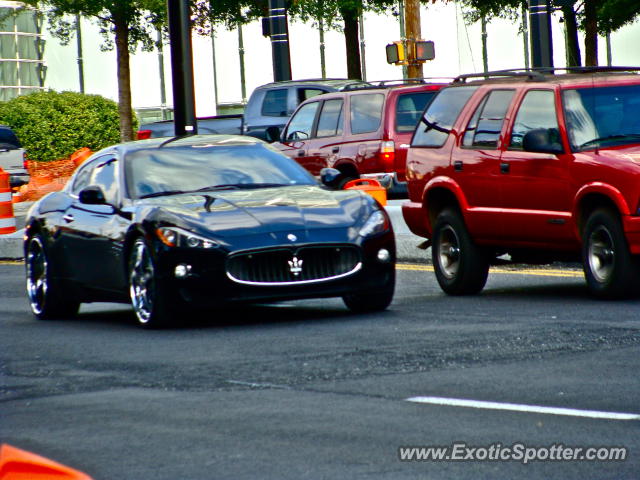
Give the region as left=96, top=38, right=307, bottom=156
left=402, top=68, right=640, bottom=298
left=272, top=81, right=444, bottom=194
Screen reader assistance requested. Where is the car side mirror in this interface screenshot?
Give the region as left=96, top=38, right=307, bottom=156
left=522, top=128, right=564, bottom=155
left=320, top=168, right=344, bottom=189
left=79, top=186, right=107, bottom=205
left=265, top=126, right=281, bottom=143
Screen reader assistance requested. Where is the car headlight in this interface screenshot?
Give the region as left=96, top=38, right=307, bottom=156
left=359, top=210, right=390, bottom=237
left=156, top=227, right=218, bottom=249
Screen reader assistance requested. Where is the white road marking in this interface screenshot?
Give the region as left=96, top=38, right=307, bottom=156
left=405, top=396, right=640, bottom=421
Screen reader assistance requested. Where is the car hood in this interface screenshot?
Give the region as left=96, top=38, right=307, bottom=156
left=137, top=185, right=370, bottom=242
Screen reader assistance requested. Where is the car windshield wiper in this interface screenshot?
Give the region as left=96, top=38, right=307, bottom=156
left=139, top=190, right=189, bottom=199
left=193, top=183, right=290, bottom=192
left=579, top=134, right=640, bottom=150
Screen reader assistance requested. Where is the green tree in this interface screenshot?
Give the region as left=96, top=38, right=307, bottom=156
left=22, top=0, right=166, bottom=142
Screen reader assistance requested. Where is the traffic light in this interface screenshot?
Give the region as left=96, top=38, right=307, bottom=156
left=386, top=42, right=406, bottom=65
left=415, top=40, right=435, bottom=61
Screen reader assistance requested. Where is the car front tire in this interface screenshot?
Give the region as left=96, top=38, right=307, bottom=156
left=342, top=272, right=395, bottom=313
left=583, top=208, right=639, bottom=299
left=128, top=237, right=176, bottom=328
left=26, top=234, right=80, bottom=319
left=432, top=208, right=489, bottom=295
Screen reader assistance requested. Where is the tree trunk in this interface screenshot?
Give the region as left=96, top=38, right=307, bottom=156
left=114, top=13, right=134, bottom=142
left=340, top=5, right=362, bottom=80
left=584, top=0, right=598, bottom=66
left=561, top=4, right=581, bottom=67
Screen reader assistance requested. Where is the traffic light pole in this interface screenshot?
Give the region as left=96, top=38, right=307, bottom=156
left=167, top=0, right=197, bottom=136
left=528, top=0, right=553, bottom=69
left=404, top=0, right=423, bottom=79
left=267, top=0, right=292, bottom=82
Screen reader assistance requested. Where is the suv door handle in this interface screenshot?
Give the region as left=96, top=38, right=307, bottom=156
left=332, top=147, right=339, bottom=154
left=453, top=160, right=463, bottom=172
left=500, top=162, right=510, bottom=174
left=63, top=214, right=75, bottom=223
left=297, top=150, right=305, bottom=157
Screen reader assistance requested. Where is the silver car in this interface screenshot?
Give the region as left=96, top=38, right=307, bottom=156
left=0, top=125, right=29, bottom=187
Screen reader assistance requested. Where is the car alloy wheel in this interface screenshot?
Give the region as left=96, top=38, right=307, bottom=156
left=26, top=236, right=48, bottom=315
left=129, top=239, right=156, bottom=325
left=587, top=225, right=615, bottom=284
left=436, top=224, right=461, bottom=280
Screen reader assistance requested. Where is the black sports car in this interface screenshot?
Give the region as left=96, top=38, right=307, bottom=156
left=24, top=135, right=395, bottom=327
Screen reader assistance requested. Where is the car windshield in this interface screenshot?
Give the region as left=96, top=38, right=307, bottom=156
left=562, top=84, right=640, bottom=151
left=125, top=142, right=317, bottom=199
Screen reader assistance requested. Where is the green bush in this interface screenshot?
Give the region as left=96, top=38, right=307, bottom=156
left=0, top=90, right=136, bottom=162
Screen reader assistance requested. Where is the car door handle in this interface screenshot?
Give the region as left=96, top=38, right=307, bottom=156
left=297, top=150, right=305, bottom=157
left=453, top=160, right=463, bottom=172
left=63, top=214, right=75, bottom=223
left=500, top=162, right=510, bottom=174
left=332, top=147, right=339, bottom=154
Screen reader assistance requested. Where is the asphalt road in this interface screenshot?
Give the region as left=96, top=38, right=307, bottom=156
left=2, top=262, right=640, bottom=479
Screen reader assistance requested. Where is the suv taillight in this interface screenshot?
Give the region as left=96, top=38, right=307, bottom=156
left=23, top=151, right=28, bottom=169
left=379, top=140, right=395, bottom=171
left=137, top=129, right=152, bottom=140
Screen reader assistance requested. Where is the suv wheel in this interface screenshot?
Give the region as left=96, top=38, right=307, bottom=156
left=432, top=208, right=489, bottom=295
left=583, top=208, right=639, bottom=298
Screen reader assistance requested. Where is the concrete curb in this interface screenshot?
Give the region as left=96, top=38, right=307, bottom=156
left=0, top=203, right=431, bottom=264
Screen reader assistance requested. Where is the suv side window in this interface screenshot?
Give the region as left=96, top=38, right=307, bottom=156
left=261, top=88, right=289, bottom=117
left=89, top=158, right=119, bottom=205
left=298, top=88, right=326, bottom=105
left=284, top=101, right=320, bottom=141
left=350, top=93, right=384, bottom=134
left=396, top=92, right=437, bottom=132
left=316, top=99, right=344, bottom=138
left=0, top=127, right=20, bottom=149
left=412, top=86, right=478, bottom=147
left=509, top=90, right=558, bottom=149
left=463, top=89, right=515, bottom=148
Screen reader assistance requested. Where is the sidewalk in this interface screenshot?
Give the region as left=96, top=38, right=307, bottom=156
left=0, top=200, right=431, bottom=263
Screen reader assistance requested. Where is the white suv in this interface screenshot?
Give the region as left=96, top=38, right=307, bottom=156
left=0, top=125, right=29, bottom=187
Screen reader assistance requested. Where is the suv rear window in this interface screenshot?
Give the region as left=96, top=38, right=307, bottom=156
left=395, top=92, right=437, bottom=132
left=350, top=93, right=384, bottom=134
left=261, top=89, right=289, bottom=117
left=412, top=86, right=478, bottom=148
left=0, top=126, right=21, bottom=149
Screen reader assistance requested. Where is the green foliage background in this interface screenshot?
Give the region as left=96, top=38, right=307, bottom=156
left=0, top=90, right=134, bottom=162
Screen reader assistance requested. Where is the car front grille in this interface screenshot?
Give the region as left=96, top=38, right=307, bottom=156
left=226, top=245, right=362, bottom=285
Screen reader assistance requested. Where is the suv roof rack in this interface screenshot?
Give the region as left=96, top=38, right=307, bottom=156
left=453, top=66, right=640, bottom=83
left=342, top=77, right=451, bottom=91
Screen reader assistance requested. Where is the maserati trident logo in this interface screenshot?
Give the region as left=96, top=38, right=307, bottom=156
left=288, top=256, right=303, bottom=276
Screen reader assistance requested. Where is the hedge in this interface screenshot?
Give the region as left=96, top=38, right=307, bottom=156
left=0, top=90, right=135, bottom=162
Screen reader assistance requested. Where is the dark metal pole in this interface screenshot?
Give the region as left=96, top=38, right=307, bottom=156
left=481, top=15, right=488, bottom=73
left=522, top=4, right=530, bottom=69
left=238, top=25, right=247, bottom=103
left=528, top=0, right=553, bottom=68
left=319, top=19, right=326, bottom=78
left=166, top=0, right=197, bottom=136
left=267, top=0, right=292, bottom=81
left=75, top=14, right=85, bottom=93
left=359, top=12, right=367, bottom=81
left=156, top=30, right=168, bottom=120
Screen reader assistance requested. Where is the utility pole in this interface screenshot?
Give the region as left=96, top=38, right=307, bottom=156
left=75, top=14, right=84, bottom=93
left=404, top=0, right=423, bottom=79
left=522, top=4, right=530, bottom=69
left=238, top=25, right=247, bottom=103
left=397, top=0, right=407, bottom=79
left=481, top=15, right=488, bottom=73
left=156, top=30, right=168, bottom=120
left=528, top=0, right=553, bottom=69
left=266, top=0, right=292, bottom=81
left=359, top=12, right=367, bottom=81
left=166, top=0, right=197, bottom=136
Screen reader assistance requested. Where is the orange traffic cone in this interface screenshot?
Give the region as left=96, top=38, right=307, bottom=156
left=0, top=170, right=16, bottom=235
left=0, top=444, right=93, bottom=480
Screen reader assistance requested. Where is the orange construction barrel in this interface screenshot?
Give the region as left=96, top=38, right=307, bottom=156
left=0, top=444, right=94, bottom=480
left=343, top=178, right=387, bottom=206
left=0, top=169, right=16, bottom=235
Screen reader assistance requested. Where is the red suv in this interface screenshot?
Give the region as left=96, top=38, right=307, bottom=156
left=272, top=81, right=444, bottom=194
left=402, top=68, right=640, bottom=298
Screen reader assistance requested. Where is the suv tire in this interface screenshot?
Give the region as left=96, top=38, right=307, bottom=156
left=582, top=208, right=639, bottom=299
left=432, top=208, right=489, bottom=295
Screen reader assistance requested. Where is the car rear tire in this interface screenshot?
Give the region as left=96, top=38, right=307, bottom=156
left=342, top=277, right=395, bottom=313
left=432, top=208, right=489, bottom=295
left=26, top=235, right=80, bottom=319
left=582, top=208, right=639, bottom=299
left=128, top=237, right=176, bottom=328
